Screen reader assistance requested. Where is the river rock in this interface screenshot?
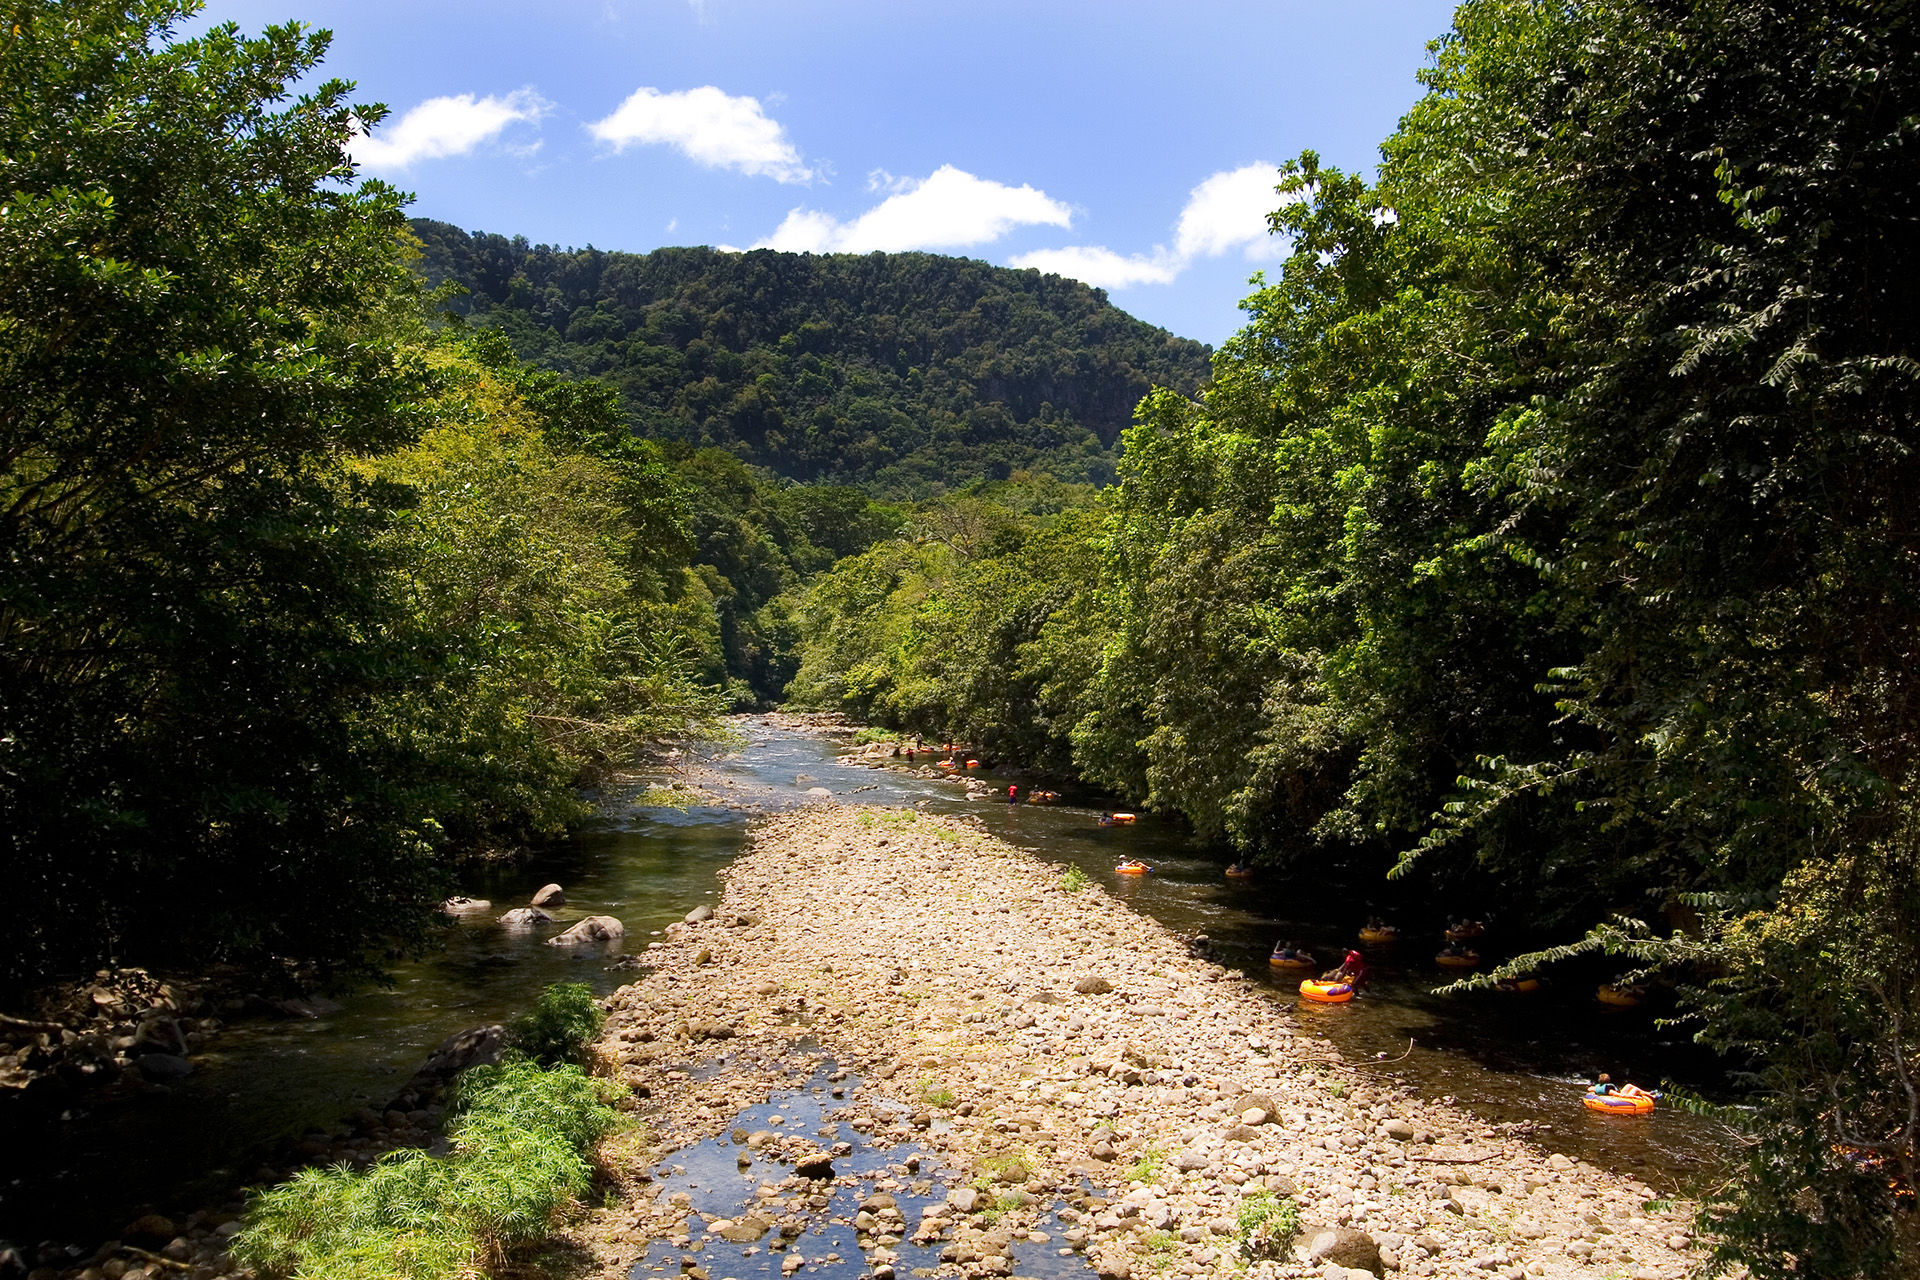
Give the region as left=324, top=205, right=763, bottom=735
left=1074, top=975, right=1114, bottom=995
left=135, top=1053, right=193, bottom=1081
left=498, top=907, right=553, bottom=927
left=716, top=1215, right=771, bottom=1242
left=795, top=1152, right=834, bottom=1179
left=132, top=1016, right=188, bottom=1055
left=402, top=1024, right=504, bottom=1096
left=530, top=883, right=566, bottom=907
left=442, top=896, right=492, bottom=914
left=1384, top=1118, right=1415, bottom=1141
left=685, top=905, right=715, bottom=923
left=1309, top=1227, right=1383, bottom=1276
left=547, top=915, right=624, bottom=946
left=806, top=786, right=833, bottom=798
left=122, top=1213, right=176, bottom=1243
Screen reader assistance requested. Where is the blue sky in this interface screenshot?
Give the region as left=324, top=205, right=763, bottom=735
left=197, top=0, right=1459, bottom=345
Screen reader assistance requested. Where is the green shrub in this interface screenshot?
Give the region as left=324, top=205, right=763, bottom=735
left=1059, top=867, right=1090, bottom=893
left=1235, top=1189, right=1300, bottom=1261
left=505, top=981, right=604, bottom=1066
left=234, top=1058, right=620, bottom=1278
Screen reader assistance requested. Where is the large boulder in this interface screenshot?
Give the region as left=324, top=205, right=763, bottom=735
left=442, top=896, right=492, bottom=915
left=389, top=1024, right=505, bottom=1107
left=546, top=915, right=624, bottom=946
left=498, top=907, right=554, bottom=927
left=530, top=883, right=566, bottom=907
left=1308, top=1227, right=1383, bottom=1276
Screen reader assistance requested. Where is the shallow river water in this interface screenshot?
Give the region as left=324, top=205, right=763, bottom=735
left=2, top=721, right=1732, bottom=1246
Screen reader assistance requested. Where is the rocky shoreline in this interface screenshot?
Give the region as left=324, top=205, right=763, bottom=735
left=560, top=805, right=1704, bottom=1280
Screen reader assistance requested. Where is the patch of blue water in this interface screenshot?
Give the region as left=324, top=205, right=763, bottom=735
left=631, top=1059, right=1099, bottom=1280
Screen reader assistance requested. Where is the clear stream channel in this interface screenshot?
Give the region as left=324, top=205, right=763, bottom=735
left=2, top=719, right=1734, bottom=1250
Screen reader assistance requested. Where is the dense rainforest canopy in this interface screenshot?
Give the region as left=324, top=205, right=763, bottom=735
left=785, top=1, right=1920, bottom=1273
left=409, top=221, right=1213, bottom=494
left=0, top=2, right=726, bottom=995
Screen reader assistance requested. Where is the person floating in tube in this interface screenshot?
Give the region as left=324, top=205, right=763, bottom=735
left=1321, top=949, right=1369, bottom=989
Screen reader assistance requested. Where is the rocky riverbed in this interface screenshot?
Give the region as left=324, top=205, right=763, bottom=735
left=560, top=805, right=1705, bottom=1280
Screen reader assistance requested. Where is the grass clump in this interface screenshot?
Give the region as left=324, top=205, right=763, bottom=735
left=505, top=981, right=604, bottom=1067
left=1059, top=867, right=1090, bottom=893
left=1129, top=1146, right=1166, bottom=1183
left=971, top=1151, right=1034, bottom=1191
left=916, top=1075, right=958, bottom=1109
left=235, top=994, right=622, bottom=1279
left=1234, top=1189, right=1300, bottom=1261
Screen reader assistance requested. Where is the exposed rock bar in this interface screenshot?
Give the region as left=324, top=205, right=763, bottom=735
left=576, top=806, right=1699, bottom=1280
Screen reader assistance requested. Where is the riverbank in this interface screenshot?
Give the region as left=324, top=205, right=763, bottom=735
left=563, top=805, right=1702, bottom=1280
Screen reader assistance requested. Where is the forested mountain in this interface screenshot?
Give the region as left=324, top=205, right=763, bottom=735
left=408, top=220, right=1212, bottom=494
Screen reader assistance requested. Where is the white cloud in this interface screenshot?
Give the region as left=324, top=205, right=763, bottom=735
left=1013, top=162, right=1295, bottom=292
left=1174, top=162, right=1291, bottom=260
left=588, top=86, right=813, bottom=183
left=1010, top=245, right=1178, bottom=289
left=353, top=89, right=548, bottom=171
left=754, top=165, right=1072, bottom=254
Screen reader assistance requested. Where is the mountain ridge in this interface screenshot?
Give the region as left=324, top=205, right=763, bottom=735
left=409, top=219, right=1213, bottom=494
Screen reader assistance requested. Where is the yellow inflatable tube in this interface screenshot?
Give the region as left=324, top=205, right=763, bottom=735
left=1583, top=1091, right=1655, bottom=1114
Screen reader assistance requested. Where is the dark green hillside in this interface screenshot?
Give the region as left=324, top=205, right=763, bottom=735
left=409, top=220, right=1212, bottom=494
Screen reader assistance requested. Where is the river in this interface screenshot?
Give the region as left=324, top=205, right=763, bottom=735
left=0, top=719, right=1732, bottom=1247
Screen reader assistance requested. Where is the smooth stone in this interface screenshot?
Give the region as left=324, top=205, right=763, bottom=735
left=135, top=1054, right=192, bottom=1081
left=530, top=883, right=566, bottom=907
left=546, top=915, right=624, bottom=945
left=1309, top=1227, right=1383, bottom=1276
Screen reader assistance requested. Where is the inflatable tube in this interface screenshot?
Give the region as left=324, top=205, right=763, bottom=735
left=1583, top=1091, right=1655, bottom=1114
left=1496, top=976, right=1542, bottom=994
left=1225, top=865, right=1256, bottom=880
left=965, top=759, right=980, bottom=768
left=1445, top=921, right=1486, bottom=942
left=1108, top=812, right=1137, bottom=824
left=1299, top=979, right=1355, bottom=1004
left=1114, top=860, right=1151, bottom=876
left=1358, top=926, right=1399, bottom=946
left=1268, top=950, right=1316, bottom=970
left=1597, top=983, right=1645, bottom=1008
left=1435, top=951, right=1481, bottom=968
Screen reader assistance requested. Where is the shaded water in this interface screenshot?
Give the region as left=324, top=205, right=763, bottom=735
left=1, top=721, right=1731, bottom=1246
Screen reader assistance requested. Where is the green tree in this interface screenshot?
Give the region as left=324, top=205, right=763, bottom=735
left=363, top=340, right=721, bottom=851
left=0, top=1, right=441, bottom=993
